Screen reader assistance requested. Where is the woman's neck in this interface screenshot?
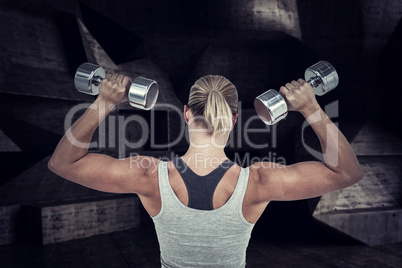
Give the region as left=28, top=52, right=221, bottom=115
left=181, top=144, right=229, bottom=171
left=181, top=149, right=228, bottom=172
left=183, top=146, right=227, bottom=159
left=182, top=126, right=231, bottom=168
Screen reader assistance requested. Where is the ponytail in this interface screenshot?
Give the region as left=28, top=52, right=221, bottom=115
left=188, top=75, right=238, bottom=134
left=204, top=91, right=233, bottom=133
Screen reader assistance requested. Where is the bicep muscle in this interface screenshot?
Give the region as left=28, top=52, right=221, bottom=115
left=254, top=161, right=351, bottom=202
left=55, top=154, right=158, bottom=194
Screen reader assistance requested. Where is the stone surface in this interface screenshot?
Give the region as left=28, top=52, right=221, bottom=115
left=0, top=205, right=20, bottom=245
left=351, top=122, right=402, bottom=156
left=0, top=130, right=21, bottom=152
left=22, top=196, right=140, bottom=244
left=314, top=207, right=402, bottom=246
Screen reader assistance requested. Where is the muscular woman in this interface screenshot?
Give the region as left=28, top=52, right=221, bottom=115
left=48, top=73, right=363, bottom=267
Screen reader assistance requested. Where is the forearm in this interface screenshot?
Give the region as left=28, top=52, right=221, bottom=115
left=301, top=104, right=363, bottom=181
left=49, top=97, right=115, bottom=169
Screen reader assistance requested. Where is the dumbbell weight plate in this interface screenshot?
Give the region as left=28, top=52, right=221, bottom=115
left=254, top=89, right=288, bottom=125
left=74, top=63, right=105, bottom=95
left=128, top=77, right=159, bottom=110
left=305, top=60, right=339, bottom=96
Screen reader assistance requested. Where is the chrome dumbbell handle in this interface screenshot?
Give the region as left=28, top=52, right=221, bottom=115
left=307, top=76, right=322, bottom=88
left=92, top=76, right=103, bottom=86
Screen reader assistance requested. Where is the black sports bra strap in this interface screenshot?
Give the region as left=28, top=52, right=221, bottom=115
left=173, top=158, right=234, bottom=210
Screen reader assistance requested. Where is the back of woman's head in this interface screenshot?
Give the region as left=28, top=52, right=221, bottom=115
left=188, top=75, right=238, bottom=134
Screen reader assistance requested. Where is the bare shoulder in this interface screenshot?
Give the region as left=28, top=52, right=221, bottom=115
left=127, top=155, right=161, bottom=176
left=244, top=162, right=281, bottom=203
left=241, top=162, right=282, bottom=222
left=247, top=160, right=358, bottom=202
left=248, top=161, right=286, bottom=182
left=121, top=155, right=161, bottom=196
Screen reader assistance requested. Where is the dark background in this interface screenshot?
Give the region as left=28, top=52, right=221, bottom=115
left=0, top=0, right=401, bottom=265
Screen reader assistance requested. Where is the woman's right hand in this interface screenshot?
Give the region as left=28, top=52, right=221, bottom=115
left=98, top=73, right=132, bottom=105
left=279, top=78, right=319, bottom=114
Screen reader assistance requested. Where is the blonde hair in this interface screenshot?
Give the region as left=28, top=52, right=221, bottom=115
left=188, top=75, right=238, bottom=134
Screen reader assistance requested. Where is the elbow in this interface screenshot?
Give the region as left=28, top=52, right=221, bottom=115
left=353, top=163, right=365, bottom=183
left=356, top=167, right=365, bottom=182
left=47, top=157, right=64, bottom=175
left=47, top=157, right=57, bottom=173
left=343, top=166, right=364, bottom=186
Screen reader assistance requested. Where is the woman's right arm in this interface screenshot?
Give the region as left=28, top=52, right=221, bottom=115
left=48, top=74, right=159, bottom=195
left=251, top=79, right=363, bottom=202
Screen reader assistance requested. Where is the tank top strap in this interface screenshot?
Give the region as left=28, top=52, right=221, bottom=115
left=153, top=161, right=174, bottom=219
left=224, top=166, right=250, bottom=211
left=157, top=160, right=169, bottom=190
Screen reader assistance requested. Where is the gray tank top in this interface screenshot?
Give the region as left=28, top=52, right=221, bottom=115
left=152, top=161, right=255, bottom=268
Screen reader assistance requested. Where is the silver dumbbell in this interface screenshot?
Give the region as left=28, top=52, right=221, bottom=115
left=254, top=60, right=339, bottom=125
left=74, top=63, right=159, bottom=110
